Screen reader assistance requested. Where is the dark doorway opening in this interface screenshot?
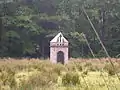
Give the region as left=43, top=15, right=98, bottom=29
left=57, top=51, right=64, bottom=64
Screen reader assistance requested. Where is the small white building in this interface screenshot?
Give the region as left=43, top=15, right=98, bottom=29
left=50, top=32, right=69, bottom=64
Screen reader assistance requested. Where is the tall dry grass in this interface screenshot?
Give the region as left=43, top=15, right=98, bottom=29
left=0, top=58, right=120, bottom=90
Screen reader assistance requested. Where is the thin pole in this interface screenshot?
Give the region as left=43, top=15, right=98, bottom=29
left=82, top=33, right=95, bottom=58
left=82, top=6, right=120, bottom=81
left=82, top=33, right=117, bottom=90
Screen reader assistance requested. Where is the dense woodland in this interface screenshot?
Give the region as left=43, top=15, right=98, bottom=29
left=0, top=0, right=120, bottom=58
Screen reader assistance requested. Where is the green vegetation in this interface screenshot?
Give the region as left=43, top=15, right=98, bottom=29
left=0, top=58, right=120, bottom=90
left=0, top=0, right=120, bottom=58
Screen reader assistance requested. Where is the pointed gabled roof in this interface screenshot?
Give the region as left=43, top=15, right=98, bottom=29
left=50, top=32, right=68, bottom=43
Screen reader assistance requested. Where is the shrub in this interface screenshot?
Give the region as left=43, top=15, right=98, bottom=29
left=62, top=72, right=80, bottom=86
left=21, top=71, right=58, bottom=88
left=0, top=67, right=16, bottom=88
left=62, top=72, right=72, bottom=85
left=83, top=62, right=98, bottom=71
left=53, top=64, right=67, bottom=75
left=103, top=63, right=119, bottom=76
left=74, top=62, right=82, bottom=71
left=72, top=73, right=80, bottom=85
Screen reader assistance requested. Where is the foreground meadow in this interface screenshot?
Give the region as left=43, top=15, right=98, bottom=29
left=0, top=58, right=120, bottom=90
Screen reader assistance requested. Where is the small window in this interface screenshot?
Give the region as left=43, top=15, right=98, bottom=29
left=62, top=44, right=64, bottom=46
left=57, top=38, right=59, bottom=42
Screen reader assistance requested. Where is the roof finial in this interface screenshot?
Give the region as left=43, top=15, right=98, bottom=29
left=58, top=26, right=63, bottom=33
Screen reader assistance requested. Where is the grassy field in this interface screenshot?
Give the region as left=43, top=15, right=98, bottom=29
left=0, top=58, right=120, bottom=90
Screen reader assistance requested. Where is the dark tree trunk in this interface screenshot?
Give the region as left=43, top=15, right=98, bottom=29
left=0, top=17, right=2, bottom=47
left=42, top=40, right=45, bottom=59
left=99, top=7, right=106, bottom=44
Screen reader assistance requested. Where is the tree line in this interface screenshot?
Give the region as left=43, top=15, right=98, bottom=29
left=0, top=0, right=120, bottom=58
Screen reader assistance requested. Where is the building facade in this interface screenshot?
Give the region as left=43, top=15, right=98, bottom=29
left=50, top=32, right=69, bottom=64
